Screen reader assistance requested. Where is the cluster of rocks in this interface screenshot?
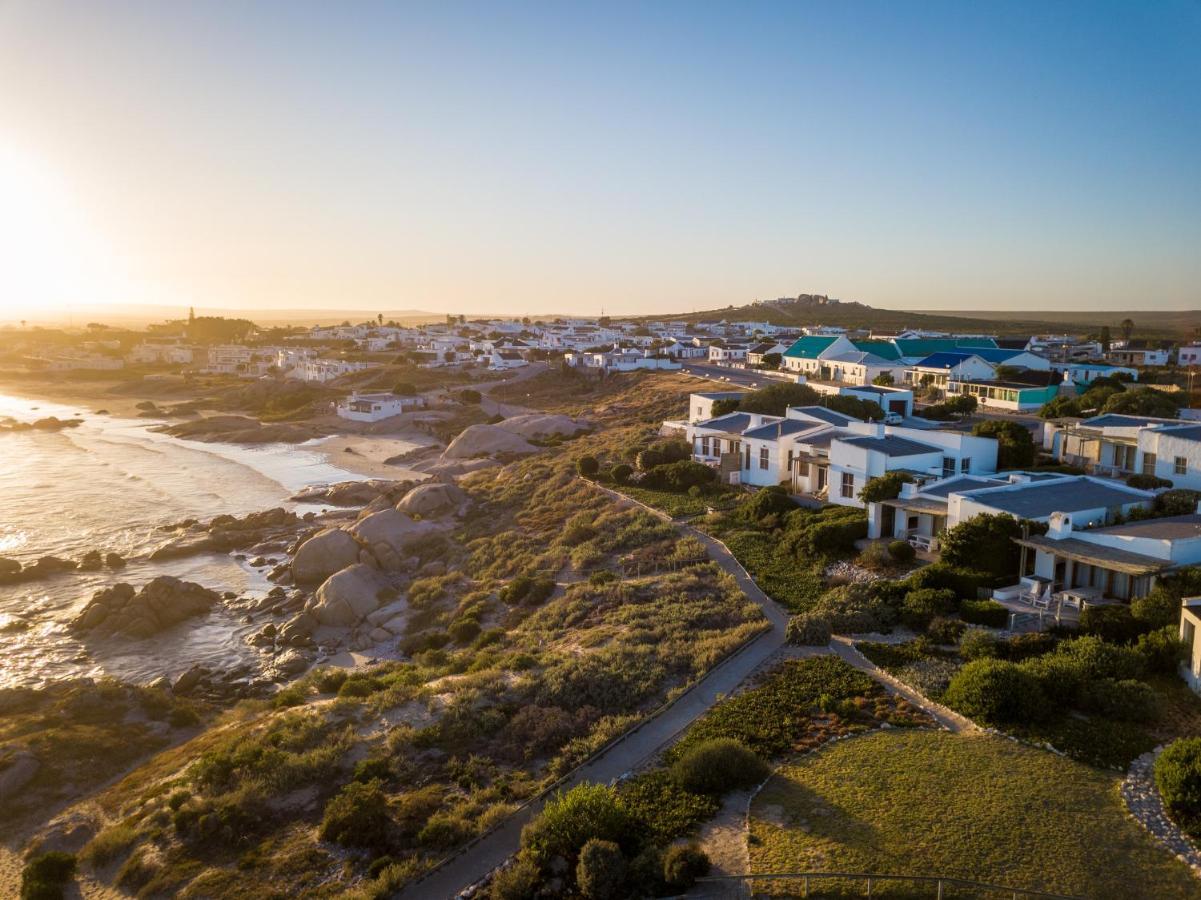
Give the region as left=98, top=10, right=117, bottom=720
left=1121, top=748, right=1201, bottom=876
left=155, top=415, right=320, bottom=444
left=291, top=479, right=417, bottom=507
left=149, top=506, right=309, bottom=561
left=0, top=415, right=83, bottom=433
left=0, top=551, right=125, bottom=585
left=266, top=481, right=471, bottom=656
left=71, top=576, right=221, bottom=639
left=824, top=560, right=883, bottom=584
left=153, top=660, right=277, bottom=701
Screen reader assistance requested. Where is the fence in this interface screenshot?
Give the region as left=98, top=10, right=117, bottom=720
left=693, top=872, right=1080, bottom=900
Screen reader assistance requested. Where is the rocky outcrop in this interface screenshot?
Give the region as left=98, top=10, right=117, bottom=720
left=440, top=423, right=539, bottom=460
left=292, top=528, right=363, bottom=584
left=292, top=479, right=415, bottom=507
left=151, top=507, right=305, bottom=561
left=493, top=413, right=589, bottom=439
left=348, top=509, right=439, bottom=570
left=306, top=564, right=391, bottom=627
left=71, top=576, right=220, bottom=639
left=395, top=481, right=470, bottom=518
left=155, top=416, right=320, bottom=444
left=0, top=416, right=83, bottom=433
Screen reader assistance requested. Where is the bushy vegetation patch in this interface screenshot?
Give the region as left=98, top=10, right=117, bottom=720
left=20, top=852, right=75, bottom=900
left=1155, top=737, right=1201, bottom=839
left=668, top=738, right=769, bottom=796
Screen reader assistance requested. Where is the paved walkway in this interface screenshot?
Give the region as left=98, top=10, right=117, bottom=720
left=400, top=483, right=971, bottom=898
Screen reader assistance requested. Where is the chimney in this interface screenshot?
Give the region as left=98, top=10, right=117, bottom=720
left=899, top=482, right=918, bottom=499
left=1047, top=511, right=1073, bottom=540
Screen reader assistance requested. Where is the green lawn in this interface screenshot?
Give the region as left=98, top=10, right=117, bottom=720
left=749, top=729, right=1199, bottom=899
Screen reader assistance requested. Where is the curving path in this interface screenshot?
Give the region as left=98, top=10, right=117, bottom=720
left=398, top=483, right=968, bottom=899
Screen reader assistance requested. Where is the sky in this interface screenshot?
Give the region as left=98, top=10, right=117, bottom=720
left=0, top=0, right=1199, bottom=320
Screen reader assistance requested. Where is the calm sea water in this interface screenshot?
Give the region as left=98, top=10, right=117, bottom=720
left=0, top=393, right=370, bottom=688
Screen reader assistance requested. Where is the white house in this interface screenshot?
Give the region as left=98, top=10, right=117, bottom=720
left=688, top=391, right=746, bottom=423
left=804, top=383, right=916, bottom=418
left=336, top=392, right=425, bottom=422
left=489, top=350, right=528, bottom=370
left=1044, top=414, right=1198, bottom=486
left=906, top=352, right=996, bottom=390
left=1135, top=423, right=1201, bottom=491
left=290, top=358, right=375, bottom=383
left=1178, top=345, right=1201, bottom=367
left=1107, top=345, right=1170, bottom=368
left=708, top=344, right=749, bottom=364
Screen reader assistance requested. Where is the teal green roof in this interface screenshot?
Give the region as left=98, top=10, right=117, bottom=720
left=894, top=337, right=998, bottom=358
left=782, top=336, right=838, bottom=359
left=851, top=339, right=902, bottom=361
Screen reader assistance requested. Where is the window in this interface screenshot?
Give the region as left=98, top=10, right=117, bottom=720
left=1176, top=456, right=1188, bottom=476
left=1142, top=452, right=1157, bottom=476
left=942, top=457, right=955, bottom=477
left=759, top=447, right=769, bottom=470
left=744, top=445, right=751, bottom=469
left=787, top=449, right=795, bottom=471
left=960, top=457, right=971, bottom=473
left=841, top=472, right=855, bottom=499
left=701, top=436, right=710, bottom=456
left=696, top=405, right=703, bottom=418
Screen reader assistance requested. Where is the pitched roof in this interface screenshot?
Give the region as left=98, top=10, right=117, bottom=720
left=1090, top=514, right=1201, bottom=541
left=782, top=335, right=839, bottom=359
left=850, top=339, right=902, bottom=361
left=913, top=351, right=990, bottom=370
left=837, top=435, right=942, bottom=457
left=1081, top=414, right=1180, bottom=428
left=968, top=477, right=1149, bottom=519
left=823, top=351, right=895, bottom=367
left=788, top=406, right=859, bottom=425
left=894, top=337, right=997, bottom=358
left=742, top=420, right=830, bottom=441
left=694, top=412, right=762, bottom=434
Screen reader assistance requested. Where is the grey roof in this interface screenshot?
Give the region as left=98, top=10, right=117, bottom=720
left=822, top=351, right=895, bottom=366
left=838, top=435, right=942, bottom=457
left=1014, top=535, right=1172, bottom=575
left=1090, top=515, right=1201, bottom=541
left=969, top=477, right=1149, bottom=519
left=694, top=391, right=746, bottom=400
left=1082, top=414, right=1179, bottom=428
left=694, top=412, right=760, bottom=433
left=1149, top=425, right=1201, bottom=442
left=788, top=406, right=858, bottom=425
left=922, top=475, right=1005, bottom=499
left=742, top=420, right=828, bottom=440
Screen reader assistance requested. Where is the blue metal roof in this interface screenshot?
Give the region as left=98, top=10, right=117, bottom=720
left=913, top=351, right=987, bottom=370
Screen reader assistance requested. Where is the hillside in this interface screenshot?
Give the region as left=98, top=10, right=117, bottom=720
left=647, top=294, right=1199, bottom=339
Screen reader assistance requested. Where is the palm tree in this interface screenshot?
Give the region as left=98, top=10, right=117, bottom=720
left=1120, top=318, right=1135, bottom=345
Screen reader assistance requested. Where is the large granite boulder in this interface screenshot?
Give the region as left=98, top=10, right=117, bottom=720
left=440, top=424, right=538, bottom=461
left=292, top=528, right=362, bottom=584
left=306, top=564, right=391, bottom=627
left=348, top=509, right=439, bottom=570
left=71, top=576, right=220, bottom=639
left=495, top=413, right=588, bottom=439
left=395, top=482, right=470, bottom=518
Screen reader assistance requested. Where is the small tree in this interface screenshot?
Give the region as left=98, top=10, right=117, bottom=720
left=669, top=739, right=769, bottom=796
left=392, top=381, right=417, bottom=396
left=1155, top=737, right=1201, bottom=834
left=319, top=779, right=390, bottom=851
left=520, top=783, right=639, bottom=868
left=663, top=844, right=711, bottom=891
left=858, top=471, right=914, bottom=503
left=577, top=456, right=600, bottom=477
left=1103, top=388, right=1178, bottom=419
left=577, top=839, right=627, bottom=900
left=940, top=513, right=1036, bottom=579
left=872, top=372, right=895, bottom=386
left=972, top=420, right=1035, bottom=469
left=943, top=659, right=1047, bottom=725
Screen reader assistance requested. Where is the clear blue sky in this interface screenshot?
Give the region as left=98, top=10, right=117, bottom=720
left=1, top=0, right=1198, bottom=317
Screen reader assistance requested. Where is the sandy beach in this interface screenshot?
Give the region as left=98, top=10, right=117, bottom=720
left=309, top=432, right=437, bottom=480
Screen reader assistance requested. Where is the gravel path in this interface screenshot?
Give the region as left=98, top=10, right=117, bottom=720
left=1121, top=748, right=1201, bottom=878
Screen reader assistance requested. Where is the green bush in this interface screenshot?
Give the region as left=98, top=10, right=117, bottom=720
left=617, top=770, right=718, bottom=843
left=577, top=456, right=600, bottom=477
left=520, top=783, right=641, bottom=867
left=319, top=779, right=390, bottom=851
left=577, top=838, right=627, bottom=900
left=611, top=463, right=633, bottom=484
left=939, top=514, right=1037, bottom=579
left=641, top=460, right=717, bottom=492
left=972, top=420, right=1036, bottom=469
left=418, top=812, right=475, bottom=849
left=943, top=658, right=1048, bottom=725
left=662, top=843, right=711, bottom=891
left=959, top=598, right=1008, bottom=628
left=956, top=630, right=1000, bottom=661
left=888, top=540, right=916, bottom=563
left=669, top=738, right=770, bottom=797
left=448, top=617, right=482, bottom=644
left=1155, top=738, right=1201, bottom=836
left=786, top=612, right=832, bottom=646
left=740, top=486, right=796, bottom=524
left=1137, top=627, right=1188, bottom=675
left=1131, top=588, right=1180, bottom=630
left=858, top=472, right=914, bottom=504
left=491, top=856, right=541, bottom=900
left=901, top=588, right=957, bottom=630
left=925, top=616, right=965, bottom=644
left=634, top=440, right=691, bottom=472
left=1080, top=604, right=1144, bottom=644
left=20, top=852, right=76, bottom=900
left=812, top=582, right=896, bottom=634
left=998, top=631, right=1059, bottom=661
left=905, top=563, right=993, bottom=598
left=1078, top=678, right=1157, bottom=722
left=500, top=574, right=556, bottom=606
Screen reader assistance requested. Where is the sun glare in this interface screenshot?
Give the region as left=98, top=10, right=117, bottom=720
left=0, top=146, right=114, bottom=320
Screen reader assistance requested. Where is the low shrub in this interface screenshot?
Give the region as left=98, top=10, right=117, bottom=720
left=82, top=823, right=138, bottom=867
left=1137, top=627, right=1188, bottom=675
left=577, top=838, right=627, bottom=900
left=500, top=574, right=556, bottom=606
left=786, top=612, right=832, bottom=646
left=662, top=843, right=711, bottom=891
left=520, top=783, right=641, bottom=868
left=617, top=770, right=718, bottom=842
left=1155, top=738, right=1201, bottom=836
left=1080, top=604, right=1145, bottom=644
left=1127, top=473, right=1173, bottom=490
left=1078, top=678, right=1157, bottom=722
left=319, top=779, right=390, bottom=851
left=491, top=856, right=541, bottom=900
left=669, top=738, right=769, bottom=797
left=448, top=618, right=482, bottom=644
left=906, top=563, right=993, bottom=598
left=925, top=616, right=965, bottom=644
left=959, top=628, right=1000, bottom=660
left=943, top=658, right=1048, bottom=725
left=901, top=588, right=957, bottom=630
left=857, top=541, right=894, bottom=572
left=577, top=456, right=600, bottom=477
left=959, top=598, right=1008, bottom=628
left=641, top=460, right=717, bottom=492
left=611, top=463, right=633, bottom=484
left=812, top=582, right=896, bottom=634
left=311, top=667, right=349, bottom=694
left=888, top=540, right=916, bottom=563
left=20, top=852, right=75, bottom=900
left=418, top=812, right=475, bottom=850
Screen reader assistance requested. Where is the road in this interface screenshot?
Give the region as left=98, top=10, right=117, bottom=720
left=680, top=362, right=782, bottom=388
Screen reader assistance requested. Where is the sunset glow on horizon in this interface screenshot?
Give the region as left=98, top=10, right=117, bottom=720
left=1, top=1, right=1199, bottom=318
